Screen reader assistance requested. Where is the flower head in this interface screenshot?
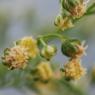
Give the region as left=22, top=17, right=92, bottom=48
left=69, top=2, right=86, bottom=19
left=2, top=46, right=29, bottom=70
left=61, top=58, right=86, bottom=80
left=17, top=37, right=39, bottom=58
left=54, top=15, right=74, bottom=31
left=61, top=0, right=86, bottom=19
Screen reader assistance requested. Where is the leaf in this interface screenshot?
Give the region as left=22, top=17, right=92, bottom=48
left=87, top=3, right=95, bottom=12
left=86, top=3, right=95, bottom=15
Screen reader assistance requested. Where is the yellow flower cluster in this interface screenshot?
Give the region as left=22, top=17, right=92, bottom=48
left=55, top=0, right=87, bottom=31
left=62, top=59, right=86, bottom=80
left=2, top=37, right=39, bottom=70
left=18, top=37, right=39, bottom=58
left=36, top=61, right=53, bottom=81
left=2, top=46, right=29, bottom=70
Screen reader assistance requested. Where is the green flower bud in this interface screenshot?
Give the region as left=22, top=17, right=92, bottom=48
left=41, top=45, right=57, bottom=60
left=61, top=0, right=86, bottom=19
left=61, top=0, right=80, bottom=9
left=61, top=39, right=85, bottom=58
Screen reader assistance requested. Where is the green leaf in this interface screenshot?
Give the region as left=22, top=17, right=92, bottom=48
left=86, top=3, right=95, bottom=15
left=87, top=3, right=95, bottom=12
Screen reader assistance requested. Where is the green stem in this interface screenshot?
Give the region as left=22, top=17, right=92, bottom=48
left=38, top=38, right=47, bottom=46
left=37, top=33, right=68, bottom=46
left=59, top=79, right=87, bottom=95
left=42, top=34, right=63, bottom=40
left=40, top=33, right=68, bottom=42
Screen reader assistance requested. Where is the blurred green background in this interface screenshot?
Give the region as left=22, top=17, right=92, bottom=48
left=0, top=0, right=95, bottom=95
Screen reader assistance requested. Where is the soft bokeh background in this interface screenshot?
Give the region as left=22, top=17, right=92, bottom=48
left=0, top=0, right=95, bottom=95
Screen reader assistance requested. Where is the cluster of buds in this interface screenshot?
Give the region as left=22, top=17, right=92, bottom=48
left=2, top=37, right=39, bottom=70
left=1, top=36, right=87, bottom=81
left=1, top=35, right=87, bottom=81
left=55, top=0, right=89, bottom=31
left=61, top=58, right=86, bottom=80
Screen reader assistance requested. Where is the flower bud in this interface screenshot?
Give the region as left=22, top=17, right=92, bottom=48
left=61, top=0, right=86, bottom=19
left=61, top=39, right=86, bottom=58
left=41, top=45, right=57, bottom=60
left=54, top=15, right=74, bottom=31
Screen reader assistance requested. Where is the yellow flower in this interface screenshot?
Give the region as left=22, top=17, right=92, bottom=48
left=2, top=46, right=29, bottom=70
left=54, top=15, right=74, bottom=31
left=61, top=58, right=86, bottom=80
left=18, top=37, right=39, bottom=58
left=36, top=61, right=53, bottom=81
